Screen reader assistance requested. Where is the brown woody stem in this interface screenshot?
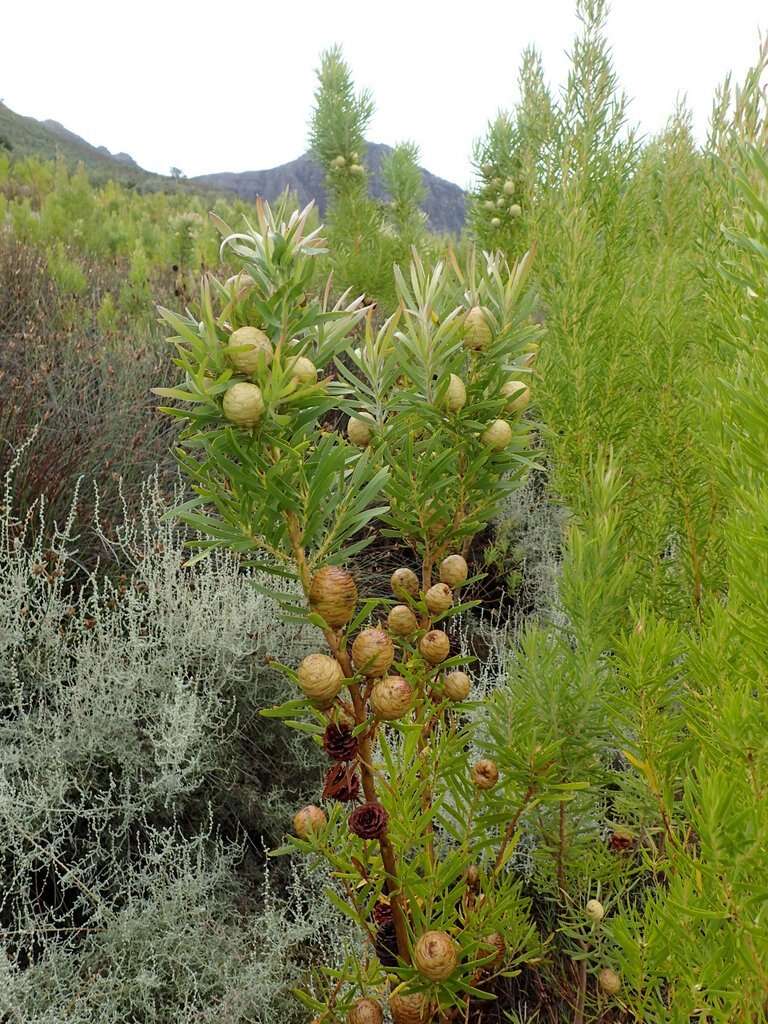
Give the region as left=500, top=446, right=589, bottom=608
left=284, top=510, right=411, bottom=964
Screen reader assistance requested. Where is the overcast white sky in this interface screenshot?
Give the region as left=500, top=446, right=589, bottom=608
left=3, top=1, right=766, bottom=187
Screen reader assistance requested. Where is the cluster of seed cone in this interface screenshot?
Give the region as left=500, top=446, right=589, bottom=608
left=292, top=553, right=478, bottom=841
left=345, top=305, right=535, bottom=455
left=218, top=292, right=320, bottom=428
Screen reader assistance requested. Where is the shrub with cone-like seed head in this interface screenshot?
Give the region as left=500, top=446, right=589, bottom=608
left=481, top=418, right=512, bottom=450
left=445, top=373, right=467, bottom=412
left=297, top=653, right=344, bottom=707
left=598, top=968, right=621, bottom=996
left=464, top=305, right=492, bottom=350
left=309, top=566, right=358, bottom=628
left=413, top=930, right=460, bottom=981
left=586, top=899, right=605, bottom=923
left=293, top=804, right=327, bottom=839
left=387, top=604, right=418, bottom=636
left=371, top=676, right=414, bottom=720
left=509, top=203, right=522, bottom=217
left=440, top=554, right=468, bottom=587
left=443, top=670, right=471, bottom=701
left=347, top=998, right=384, bottom=1024
left=222, top=382, right=265, bottom=427
left=227, top=326, right=273, bottom=375
left=389, top=990, right=431, bottom=1024
left=425, top=582, right=453, bottom=615
left=501, top=379, right=530, bottom=413
left=503, top=178, right=515, bottom=195
left=391, top=567, right=420, bottom=599
left=419, top=629, right=450, bottom=664
left=347, top=414, right=374, bottom=447
left=352, top=628, right=394, bottom=677
left=472, top=759, right=499, bottom=789
left=286, top=355, right=318, bottom=384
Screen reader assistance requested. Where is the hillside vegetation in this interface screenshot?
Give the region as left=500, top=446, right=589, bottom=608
left=1, top=4, right=767, bottom=1022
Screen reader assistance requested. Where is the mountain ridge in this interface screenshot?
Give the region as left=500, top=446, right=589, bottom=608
left=0, top=102, right=465, bottom=232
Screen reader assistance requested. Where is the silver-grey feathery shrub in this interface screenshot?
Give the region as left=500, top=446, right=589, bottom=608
left=0, top=449, right=352, bottom=1021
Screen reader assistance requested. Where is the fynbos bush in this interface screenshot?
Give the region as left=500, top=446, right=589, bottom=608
left=156, top=199, right=541, bottom=1021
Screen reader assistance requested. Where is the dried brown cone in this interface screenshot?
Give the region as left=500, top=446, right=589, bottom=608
left=372, top=899, right=393, bottom=927
left=389, top=989, right=431, bottom=1024
left=471, top=759, right=500, bottom=790
left=425, top=583, right=453, bottom=615
left=443, top=670, right=471, bottom=702
left=309, top=565, right=358, bottom=628
left=322, top=763, right=361, bottom=803
left=419, top=629, right=450, bottom=665
left=387, top=604, right=418, bottom=636
left=374, top=919, right=398, bottom=967
left=323, top=722, right=358, bottom=761
left=297, top=653, right=344, bottom=707
left=349, top=801, right=388, bottom=840
left=608, top=827, right=635, bottom=853
left=391, top=566, right=420, bottom=599
left=413, top=930, right=459, bottom=981
left=347, top=997, right=384, bottom=1024
left=292, top=804, right=327, bottom=839
left=352, top=627, right=394, bottom=677
left=439, top=554, right=468, bottom=587
left=371, top=676, right=413, bottom=721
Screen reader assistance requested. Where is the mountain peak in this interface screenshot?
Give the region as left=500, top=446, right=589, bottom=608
left=190, top=143, right=466, bottom=234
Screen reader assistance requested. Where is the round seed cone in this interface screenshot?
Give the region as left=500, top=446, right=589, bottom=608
left=371, top=676, right=413, bottom=721
left=425, top=583, right=453, bottom=615
left=445, top=373, right=467, bottom=412
left=481, top=418, right=513, bottom=451
left=501, top=379, right=530, bottom=414
left=352, top=628, right=394, bottom=678
left=286, top=355, right=317, bottom=384
left=387, top=604, right=418, bottom=636
left=598, top=968, right=621, bottom=996
left=389, top=990, right=431, bottom=1024
left=413, top=930, right=459, bottom=981
left=443, top=670, right=471, bottom=701
left=292, top=804, right=326, bottom=839
left=419, top=630, right=450, bottom=665
left=464, top=305, right=492, bottom=350
left=297, top=653, right=344, bottom=707
left=471, top=758, right=499, bottom=790
left=439, top=554, right=468, bottom=587
left=227, top=326, right=273, bottom=375
left=391, top=567, right=420, bottom=599
left=347, top=997, right=384, bottom=1024
left=222, top=382, right=264, bottom=427
left=309, top=566, right=358, bottom=628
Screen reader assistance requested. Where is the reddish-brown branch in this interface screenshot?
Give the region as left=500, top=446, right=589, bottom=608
left=285, top=510, right=411, bottom=964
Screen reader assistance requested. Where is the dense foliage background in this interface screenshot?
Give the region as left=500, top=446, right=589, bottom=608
left=2, top=2, right=767, bottom=1020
